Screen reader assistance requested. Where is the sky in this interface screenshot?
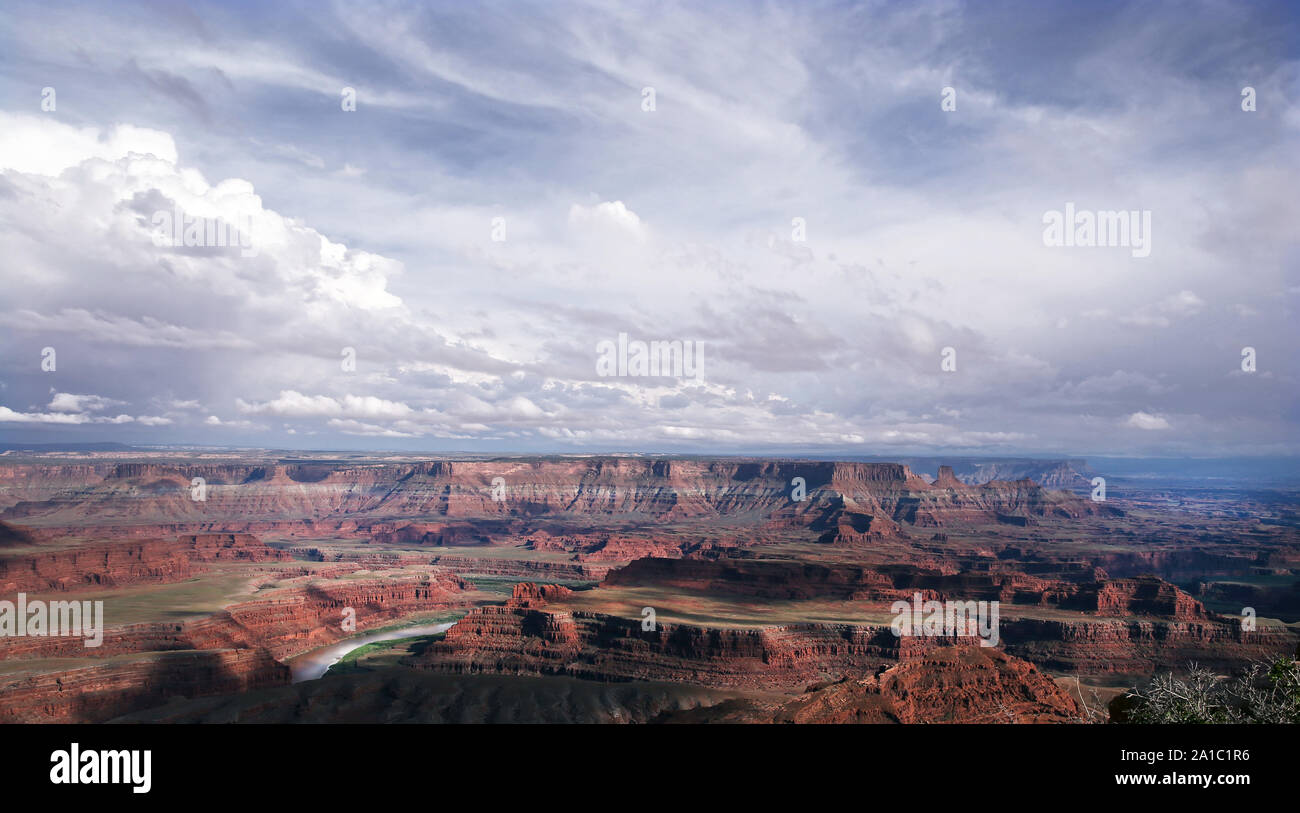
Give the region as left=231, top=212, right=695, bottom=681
left=0, top=0, right=1296, bottom=457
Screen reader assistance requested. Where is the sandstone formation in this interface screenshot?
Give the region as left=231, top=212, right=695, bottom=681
left=999, top=617, right=1288, bottom=675
left=0, top=459, right=1102, bottom=546
left=415, top=582, right=974, bottom=690
left=417, top=575, right=1296, bottom=685
left=606, top=557, right=1221, bottom=621
left=767, top=646, right=1082, bottom=724
left=0, top=532, right=286, bottom=593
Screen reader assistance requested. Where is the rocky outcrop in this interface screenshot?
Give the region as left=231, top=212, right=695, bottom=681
left=508, top=582, right=574, bottom=606
left=215, top=573, right=472, bottom=659
left=605, top=557, right=1215, bottom=620
left=183, top=533, right=290, bottom=562
left=531, top=532, right=691, bottom=561
left=1084, top=549, right=1268, bottom=582
left=1000, top=617, right=1297, bottom=675
left=370, top=521, right=495, bottom=546
left=0, top=538, right=194, bottom=592
left=0, top=532, right=286, bottom=592
left=426, top=571, right=1292, bottom=683
left=1195, top=578, right=1300, bottom=622
left=1063, top=577, right=1210, bottom=619
left=414, top=582, right=969, bottom=690
left=770, top=646, right=1082, bottom=724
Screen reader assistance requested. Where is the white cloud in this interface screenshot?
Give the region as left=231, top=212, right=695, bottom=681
left=0, top=113, right=177, bottom=176
left=237, top=391, right=414, bottom=419
left=0, top=406, right=92, bottom=424
left=327, top=418, right=420, bottom=438
left=568, top=201, right=647, bottom=241
left=1126, top=411, right=1172, bottom=430
left=47, top=392, right=126, bottom=413
left=204, top=415, right=256, bottom=428
left=0, top=406, right=139, bottom=425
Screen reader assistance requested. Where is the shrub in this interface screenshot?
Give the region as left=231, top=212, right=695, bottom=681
left=1117, top=656, right=1300, bottom=724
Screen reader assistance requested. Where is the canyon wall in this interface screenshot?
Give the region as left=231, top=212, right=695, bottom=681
left=419, top=577, right=1296, bottom=685
left=1000, top=618, right=1293, bottom=675
left=768, top=646, right=1083, bottom=724
left=0, top=572, right=472, bottom=662
left=0, top=458, right=1102, bottom=538
left=417, top=583, right=973, bottom=690
left=0, top=532, right=286, bottom=592
left=607, top=557, right=1221, bottom=621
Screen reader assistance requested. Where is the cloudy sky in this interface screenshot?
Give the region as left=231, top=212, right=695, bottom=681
left=0, top=0, right=1296, bottom=456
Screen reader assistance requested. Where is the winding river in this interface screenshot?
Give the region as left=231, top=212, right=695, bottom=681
left=289, top=621, right=457, bottom=683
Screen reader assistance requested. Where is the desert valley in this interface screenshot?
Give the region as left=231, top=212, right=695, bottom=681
left=0, top=449, right=1294, bottom=724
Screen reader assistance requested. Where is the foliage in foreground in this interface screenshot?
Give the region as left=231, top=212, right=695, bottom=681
left=1117, top=656, right=1300, bottom=724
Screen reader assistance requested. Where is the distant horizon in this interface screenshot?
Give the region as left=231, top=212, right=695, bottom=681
left=3, top=437, right=1297, bottom=465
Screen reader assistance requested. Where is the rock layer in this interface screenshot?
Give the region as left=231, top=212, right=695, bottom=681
left=0, top=459, right=1101, bottom=542
left=0, top=533, right=286, bottom=593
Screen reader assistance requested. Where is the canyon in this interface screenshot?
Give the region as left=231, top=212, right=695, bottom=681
left=0, top=451, right=1295, bottom=723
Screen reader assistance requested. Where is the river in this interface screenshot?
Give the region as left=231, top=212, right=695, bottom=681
left=289, top=621, right=457, bottom=683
